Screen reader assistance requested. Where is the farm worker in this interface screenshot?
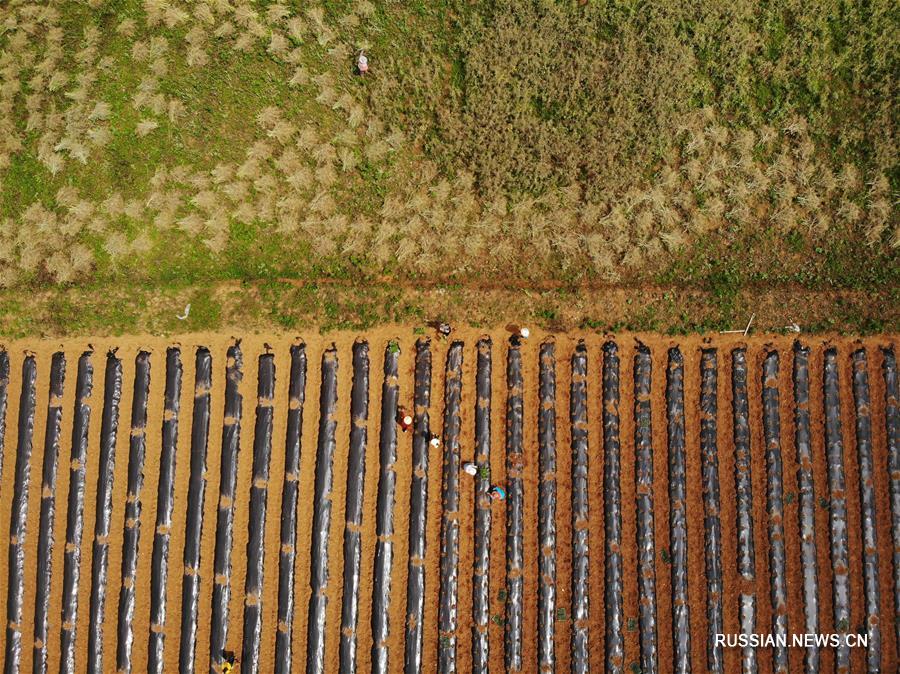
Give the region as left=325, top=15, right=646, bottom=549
left=489, top=485, right=506, bottom=501
left=397, top=406, right=413, bottom=432
left=427, top=320, right=452, bottom=338
left=357, top=50, right=369, bottom=75
left=461, top=461, right=478, bottom=477
left=429, top=433, right=441, bottom=448
left=221, top=651, right=238, bottom=673
left=506, top=324, right=530, bottom=339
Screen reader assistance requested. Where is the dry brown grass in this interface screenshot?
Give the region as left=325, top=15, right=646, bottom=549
left=0, top=0, right=894, bottom=292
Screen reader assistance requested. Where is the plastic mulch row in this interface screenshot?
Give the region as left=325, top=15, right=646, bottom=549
left=274, top=344, right=307, bottom=674
left=148, top=348, right=183, bottom=674
left=372, top=344, right=400, bottom=673
left=437, top=342, right=463, bottom=673
left=306, top=346, right=338, bottom=674
left=115, top=351, right=151, bottom=673
left=86, top=353, right=123, bottom=674
left=178, top=348, right=213, bottom=674
left=403, top=339, right=432, bottom=674
left=209, top=344, right=244, bottom=671
left=59, top=352, right=94, bottom=674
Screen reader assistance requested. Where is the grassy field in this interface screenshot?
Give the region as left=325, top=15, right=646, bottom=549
left=0, top=0, right=896, bottom=336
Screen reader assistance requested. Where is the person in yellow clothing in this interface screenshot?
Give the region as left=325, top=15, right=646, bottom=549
left=222, top=651, right=238, bottom=673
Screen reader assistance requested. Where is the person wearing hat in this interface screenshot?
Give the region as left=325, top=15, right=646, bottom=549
left=427, top=320, right=452, bottom=338
left=397, top=406, right=413, bottom=432
left=488, top=485, right=506, bottom=501
left=506, top=324, right=530, bottom=339
left=221, top=651, right=238, bottom=673
left=507, top=324, right=530, bottom=346
left=461, top=461, right=478, bottom=477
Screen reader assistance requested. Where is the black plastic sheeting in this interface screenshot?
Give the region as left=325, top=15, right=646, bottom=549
left=115, top=350, right=151, bottom=674
left=792, top=343, right=819, bottom=673
left=178, top=347, right=213, bottom=674
left=59, top=352, right=94, bottom=674
left=86, top=353, right=123, bottom=674
left=372, top=344, right=401, bottom=673
left=602, top=342, right=624, bottom=673
left=404, top=339, right=432, bottom=674
left=472, top=339, right=492, bottom=671
left=504, top=343, right=524, bottom=671
left=699, top=349, right=723, bottom=673
left=241, top=354, right=276, bottom=673
left=275, top=344, right=307, bottom=674
left=852, top=349, right=881, bottom=672
left=884, top=347, right=900, bottom=653
left=32, top=353, right=67, bottom=674
left=569, top=342, right=589, bottom=674
left=823, top=348, right=851, bottom=670
left=339, top=341, right=369, bottom=674
left=148, top=348, right=183, bottom=674
left=634, top=343, right=657, bottom=674
left=537, top=342, right=558, bottom=672
left=3, top=355, right=37, bottom=672
left=0, top=351, right=8, bottom=478
left=306, top=345, right=338, bottom=674
left=761, top=351, right=788, bottom=672
left=665, top=347, right=690, bottom=673
left=209, top=344, right=244, bottom=670
left=438, top=342, right=463, bottom=673
left=731, top=348, right=757, bottom=674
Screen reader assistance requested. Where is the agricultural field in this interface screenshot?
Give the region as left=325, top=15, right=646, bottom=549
left=0, top=331, right=897, bottom=673
left=0, top=0, right=896, bottom=336
left=0, top=1, right=898, bottom=673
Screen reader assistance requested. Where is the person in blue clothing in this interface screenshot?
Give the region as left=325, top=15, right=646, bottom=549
left=488, top=485, right=506, bottom=501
